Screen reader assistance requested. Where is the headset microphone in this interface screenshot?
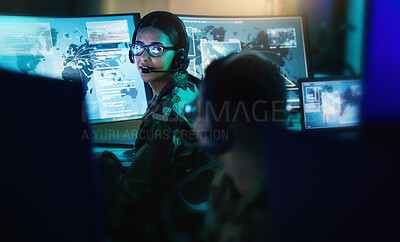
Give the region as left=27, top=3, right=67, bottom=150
left=141, top=66, right=180, bottom=73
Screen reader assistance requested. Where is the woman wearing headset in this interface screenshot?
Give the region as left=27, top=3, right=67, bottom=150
left=103, top=11, right=206, bottom=242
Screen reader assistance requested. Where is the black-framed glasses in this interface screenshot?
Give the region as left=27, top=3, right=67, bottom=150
left=129, top=43, right=176, bottom=57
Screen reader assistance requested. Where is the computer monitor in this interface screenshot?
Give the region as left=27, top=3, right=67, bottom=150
left=178, top=15, right=313, bottom=109
left=0, top=68, right=104, bottom=242
left=0, top=13, right=152, bottom=124
left=299, top=77, right=363, bottom=131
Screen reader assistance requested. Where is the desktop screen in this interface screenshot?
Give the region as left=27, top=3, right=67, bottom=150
left=178, top=15, right=312, bottom=109
left=0, top=13, right=151, bottom=124
left=299, top=77, right=363, bottom=130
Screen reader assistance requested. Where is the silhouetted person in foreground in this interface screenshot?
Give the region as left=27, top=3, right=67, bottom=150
left=194, top=51, right=286, bottom=242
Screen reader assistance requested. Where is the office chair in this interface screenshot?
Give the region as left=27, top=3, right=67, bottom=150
left=160, top=159, right=219, bottom=242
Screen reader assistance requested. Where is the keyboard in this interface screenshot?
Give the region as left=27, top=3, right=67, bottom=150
left=93, top=146, right=135, bottom=167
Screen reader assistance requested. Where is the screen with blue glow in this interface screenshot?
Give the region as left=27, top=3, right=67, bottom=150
left=178, top=15, right=312, bottom=109
left=300, top=78, right=362, bottom=130
left=364, top=0, right=400, bottom=124
left=0, top=14, right=150, bottom=124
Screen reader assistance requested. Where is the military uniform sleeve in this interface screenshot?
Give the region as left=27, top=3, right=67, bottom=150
left=104, top=76, right=201, bottom=241
left=103, top=109, right=190, bottom=241
left=202, top=165, right=275, bottom=242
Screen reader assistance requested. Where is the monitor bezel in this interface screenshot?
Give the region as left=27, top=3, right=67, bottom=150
left=298, top=76, right=363, bottom=133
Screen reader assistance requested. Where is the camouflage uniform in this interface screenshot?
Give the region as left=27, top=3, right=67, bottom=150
left=104, top=72, right=207, bottom=242
left=203, top=165, right=275, bottom=242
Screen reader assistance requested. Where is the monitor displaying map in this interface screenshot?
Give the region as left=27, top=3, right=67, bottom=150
left=0, top=13, right=152, bottom=124
left=178, top=15, right=313, bottom=109
left=299, top=77, right=363, bottom=131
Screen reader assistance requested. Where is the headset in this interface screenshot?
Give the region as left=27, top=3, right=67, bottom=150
left=129, top=11, right=190, bottom=73
left=197, top=52, right=287, bottom=155
left=196, top=56, right=233, bottom=155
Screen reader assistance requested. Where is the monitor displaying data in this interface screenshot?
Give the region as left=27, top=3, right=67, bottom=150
left=299, top=77, right=363, bottom=131
left=178, top=15, right=313, bottom=108
left=0, top=14, right=151, bottom=124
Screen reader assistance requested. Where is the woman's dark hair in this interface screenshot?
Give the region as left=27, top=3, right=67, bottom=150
left=131, top=11, right=190, bottom=71
left=136, top=11, right=186, bottom=50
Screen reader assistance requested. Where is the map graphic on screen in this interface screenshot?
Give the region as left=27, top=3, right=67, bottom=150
left=0, top=14, right=149, bottom=124
left=179, top=15, right=312, bottom=108
left=300, top=78, right=363, bottom=130
left=199, top=39, right=241, bottom=72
